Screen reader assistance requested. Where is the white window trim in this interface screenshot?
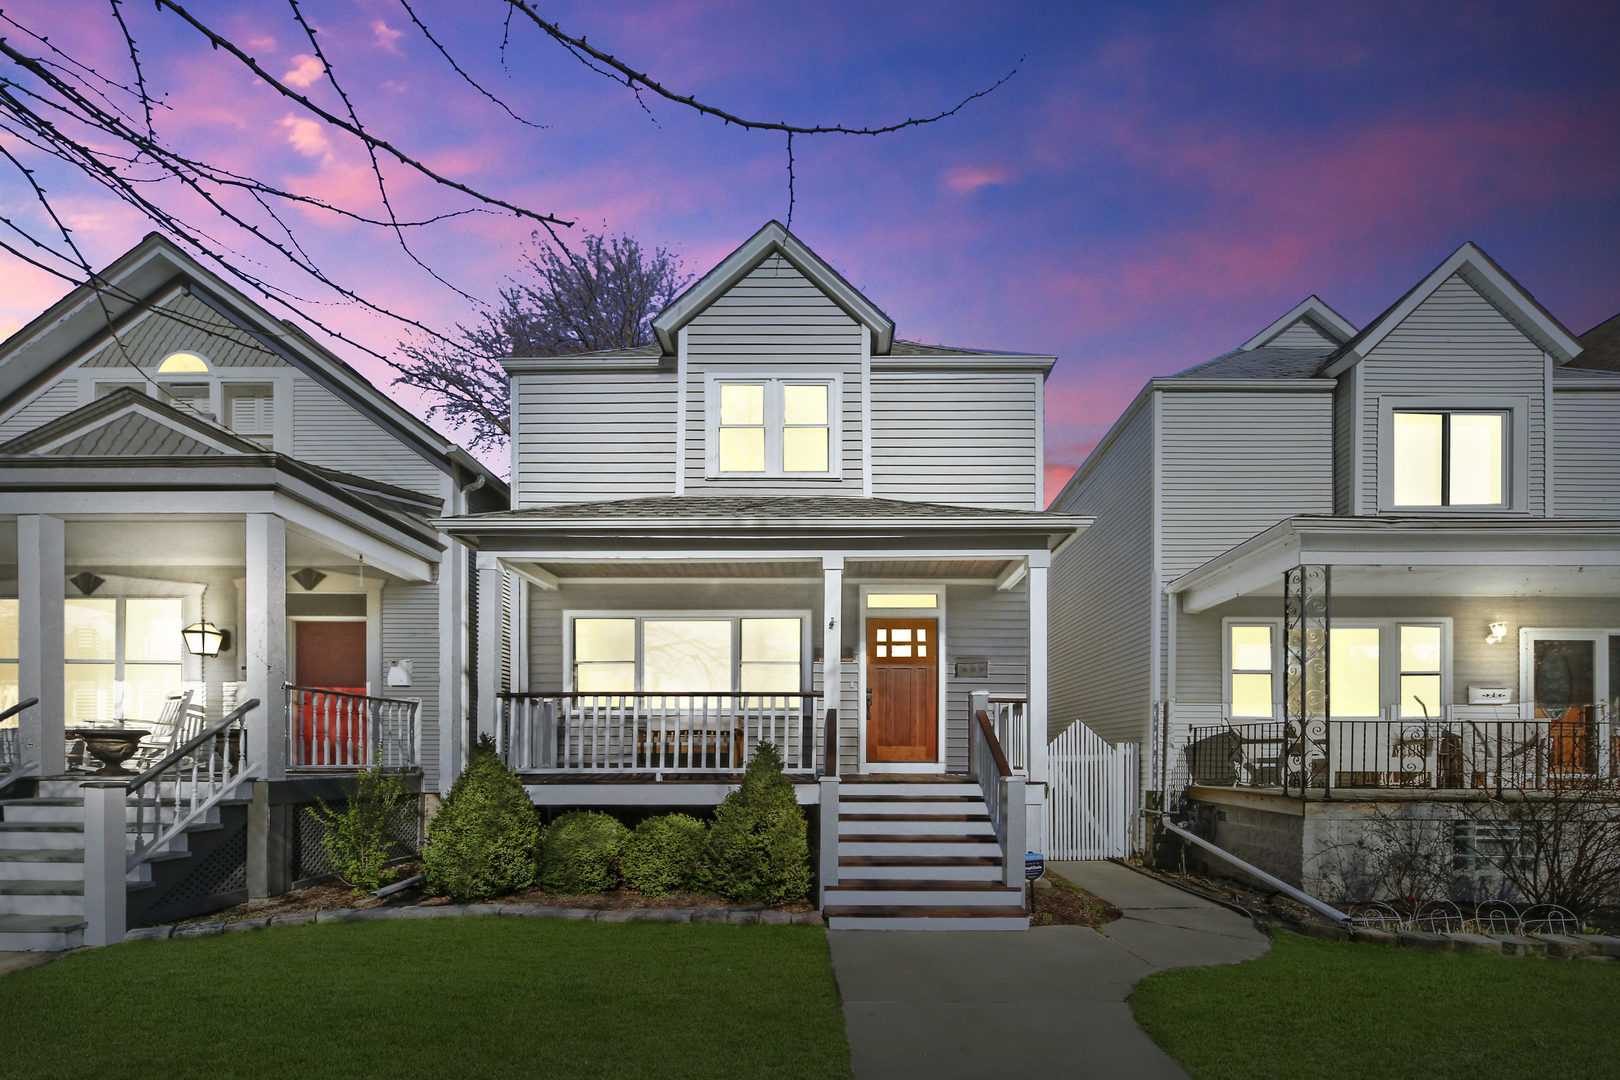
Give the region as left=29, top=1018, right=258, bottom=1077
left=1378, top=395, right=1528, bottom=513
left=703, top=374, right=841, bottom=479
left=857, top=584, right=947, bottom=774
left=1519, top=627, right=1620, bottom=724
left=1221, top=617, right=1282, bottom=721
left=1222, top=616, right=1453, bottom=720
left=79, top=369, right=293, bottom=450
left=561, top=609, right=812, bottom=693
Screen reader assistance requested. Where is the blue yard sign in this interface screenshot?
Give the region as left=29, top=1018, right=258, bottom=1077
left=1025, top=852, right=1044, bottom=881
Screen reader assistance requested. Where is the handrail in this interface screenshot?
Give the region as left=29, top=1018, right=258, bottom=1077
left=127, top=699, right=259, bottom=872
left=986, top=695, right=1029, bottom=705
left=0, top=696, right=40, bottom=724
left=0, top=697, right=39, bottom=796
left=498, top=690, right=823, bottom=700
left=974, top=709, right=1014, bottom=779
left=823, top=708, right=838, bottom=778
left=129, top=699, right=259, bottom=789
left=284, top=683, right=420, bottom=708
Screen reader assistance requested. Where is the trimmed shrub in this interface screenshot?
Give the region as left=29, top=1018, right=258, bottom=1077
left=538, top=811, right=629, bottom=894
left=621, top=814, right=708, bottom=897
left=310, top=766, right=410, bottom=893
left=703, top=743, right=811, bottom=904
left=423, top=736, right=539, bottom=902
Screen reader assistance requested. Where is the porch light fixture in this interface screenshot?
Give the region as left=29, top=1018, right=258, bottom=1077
left=291, top=567, right=328, bottom=591
left=69, top=572, right=106, bottom=595
left=1486, top=621, right=1508, bottom=645
left=182, top=620, right=230, bottom=657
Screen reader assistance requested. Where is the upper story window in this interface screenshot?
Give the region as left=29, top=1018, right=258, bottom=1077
left=710, top=378, right=835, bottom=477
left=224, top=384, right=275, bottom=447
left=157, top=351, right=210, bottom=374
left=1392, top=410, right=1507, bottom=508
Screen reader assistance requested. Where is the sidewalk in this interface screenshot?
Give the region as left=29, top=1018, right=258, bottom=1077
left=827, top=860, right=1268, bottom=1080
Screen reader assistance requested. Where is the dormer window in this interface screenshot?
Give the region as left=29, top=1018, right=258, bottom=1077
left=709, top=378, right=836, bottom=477
left=1392, top=410, right=1507, bottom=508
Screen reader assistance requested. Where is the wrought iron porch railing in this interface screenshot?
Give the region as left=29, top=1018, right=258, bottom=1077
left=285, top=685, right=420, bottom=770
left=1184, top=707, right=1619, bottom=794
left=497, top=692, right=821, bottom=774
left=987, top=696, right=1029, bottom=775
left=127, top=699, right=259, bottom=872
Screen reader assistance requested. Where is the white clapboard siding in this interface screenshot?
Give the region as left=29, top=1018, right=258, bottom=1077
left=0, top=381, right=81, bottom=440
left=1046, top=721, right=1138, bottom=860
left=1332, top=366, right=1356, bottom=514
left=290, top=380, right=444, bottom=493
left=946, top=583, right=1028, bottom=773
left=871, top=372, right=1041, bottom=510
left=383, top=582, right=441, bottom=791
left=1553, top=387, right=1620, bottom=515
left=1358, top=271, right=1548, bottom=514
left=513, top=369, right=678, bottom=505
left=683, top=255, right=864, bottom=494
left=1049, top=401, right=1154, bottom=746
left=79, top=291, right=288, bottom=369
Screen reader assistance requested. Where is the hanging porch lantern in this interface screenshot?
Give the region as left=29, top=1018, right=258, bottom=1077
left=182, top=620, right=230, bottom=657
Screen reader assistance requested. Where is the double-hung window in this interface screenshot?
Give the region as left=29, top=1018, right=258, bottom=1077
left=1391, top=410, right=1507, bottom=508
left=711, top=379, right=834, bottom=476
left=1240, top=619, right=1448, bottom=720
left=1227, top=624, right=1276, bottom=719
left=571, top=615, right=805, bottom=697
left=64, top=597, right=184, bottom=726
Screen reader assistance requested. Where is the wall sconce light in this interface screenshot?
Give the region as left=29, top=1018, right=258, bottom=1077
left=1485, top=621, right=1508, bottom=645
left=69, top=572, right=106, bottom=595
left=182, top=620, right=231, bottom=656
left=291, top=567, right=327, bottom=591
left=387, top=659, right=413, bottom=687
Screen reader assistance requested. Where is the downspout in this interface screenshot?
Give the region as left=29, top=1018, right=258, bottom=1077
left=1146, top=809, right=1349, bottom=924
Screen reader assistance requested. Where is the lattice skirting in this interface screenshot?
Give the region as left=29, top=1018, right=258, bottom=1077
left=292, top=795, right=422, bottom=885
left=146, top=823, right=248, bottom=924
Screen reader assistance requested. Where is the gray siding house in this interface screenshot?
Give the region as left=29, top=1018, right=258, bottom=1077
left=0, top=235, right=506, bottom=948
left=1050, top=243, right=1620, bottom=894
left=445, top=221, right=1086, bottom=928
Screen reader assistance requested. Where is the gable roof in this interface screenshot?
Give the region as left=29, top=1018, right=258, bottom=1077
left=651, top=221, right=895, bottom=354
left=1169, top=346, right=1340, bottom=380
left=1239, top=295, right=1357, bottom=350
left=0, top=386, right=262, bottom=456
left=0, top=233, right=505, bottom=495
left=1316, top=242, right=1582, bottom=377
left=1569, top=311, right=1620, bottom=373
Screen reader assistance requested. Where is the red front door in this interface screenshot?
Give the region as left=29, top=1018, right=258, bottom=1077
left=294, top=621, right=367, bottom=765
left=866, top=618, right=939, bottom=763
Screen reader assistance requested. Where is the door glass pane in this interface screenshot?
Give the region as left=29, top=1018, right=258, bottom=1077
left=890, top=644, right=912, bottom=658
left=783, top=384, right=828, bottom=425
left=867, top=594, right=937, bottom=609
left=1533, top=639, right=1593, bottom=717
left=1393, top=412, right=1443, bottom=506
left=782, top=426, right=829, bottom=472
left=718, top=427, right=765, bottom=472
left=1450, top=413, right=1504, bottom=505
left=65, top=599, right=116, bottom=661
left=124, top=664, right=181, bottom=720
left=644, top=620, right=731, bottom=693
left=719, top=384, right=764, bottom=425
left=741, top=618, right=800, bottom=663
left=65, top=664, right=115, bottom=726
left=0, top=598, right=17, bottom=659
left=1330, top=627, right=1381, bottom=717
left=891, top=628, right=912, bottom=643
left=574, top=619, right=635, bottom=663
left=125, top=598, right=182, bottom=663
left=1231, top=625, right=1272, bottom=672
left=1231, top=673, right=1273, bottom=718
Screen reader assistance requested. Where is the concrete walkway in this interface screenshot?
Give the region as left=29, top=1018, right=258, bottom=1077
left=827, top=860, right=1268, bottom=1080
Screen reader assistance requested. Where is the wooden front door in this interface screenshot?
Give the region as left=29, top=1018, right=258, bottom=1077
left=1533, top=638, right=1596, bottom=775
left=293, top=620, right=367, bottom=764
left=866, top=618, right=938, bottom=763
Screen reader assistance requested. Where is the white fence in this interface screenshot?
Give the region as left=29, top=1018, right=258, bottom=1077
left=1047, top=720, right=1139, bottom=860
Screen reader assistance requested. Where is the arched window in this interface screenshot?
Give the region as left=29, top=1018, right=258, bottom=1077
left=156, top=351, right=210, bottom=374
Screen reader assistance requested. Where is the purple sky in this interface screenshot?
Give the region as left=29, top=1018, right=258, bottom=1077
left=3, top=1, right=1618, bottom=502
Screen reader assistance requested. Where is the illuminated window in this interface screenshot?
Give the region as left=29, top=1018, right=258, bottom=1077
left=64, top=596, right=183, bottom=725
left=1227, top=624, right=1274, bottom=719
left=571, top=615, right=803, bottom=695
left=0, top=599, right=17, bottom=721
left=1392, top=411, right=1505, bottom=507
left=866, top=593, right=938, bottom=610
left=712, top=379, right=834, bottom=476
left=1399, top=624, right=1443, bottom=719
left=1329, top=627, right=1382, bottom=718
left=157, top=352, right=210, bottom=374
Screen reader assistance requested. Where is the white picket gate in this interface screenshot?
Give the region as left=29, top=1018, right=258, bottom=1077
left=1046, top=721, right=1139, bottom=860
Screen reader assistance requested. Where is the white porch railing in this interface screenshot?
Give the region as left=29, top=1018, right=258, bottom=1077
left=127, top=699, right=259, bottom=871
left=0, top=697, right=38, bottom=797
left=988, top=696, right=1030, bottom=775
left=498, top=692, right=821, bottom=774
left=285, top=685, right=420, bottom=770
left=971, top=704, right=1026, bottom=889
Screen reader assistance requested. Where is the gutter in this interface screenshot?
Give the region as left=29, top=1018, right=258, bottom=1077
left=1146, top=810, right=1349, bottom=924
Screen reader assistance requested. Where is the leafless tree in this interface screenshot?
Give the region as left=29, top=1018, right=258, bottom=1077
left=0, top=2, right=1017, bottom=391
left=1459, top=779, right=1620, bottom=915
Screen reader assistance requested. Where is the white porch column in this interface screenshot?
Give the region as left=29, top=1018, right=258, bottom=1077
left=244, top=514, right=288, bottom=780
left=17, top=514, right=65, bottom=776
left=475, top=564, right=503, bottom=744
left=822, top=556, right=844, bottom=776
left=1027, top=551, right=1051, bottom=854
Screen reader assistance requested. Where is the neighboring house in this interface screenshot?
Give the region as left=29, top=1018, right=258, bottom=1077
left=0, top=234, right=506, bottom=947
left=442, top=221, right=1086, bottom=928
left=1050, top=242, right=1620, bottom=896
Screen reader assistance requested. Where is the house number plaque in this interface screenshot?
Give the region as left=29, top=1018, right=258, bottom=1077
left=954, top=658, right=989, bottom=679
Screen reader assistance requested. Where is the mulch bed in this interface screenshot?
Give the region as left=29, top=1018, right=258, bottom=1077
left=183, top=862, right=812, bottom=925
left=1029, top=870, right=1122, bottom=928
left=1126, top=859, right=1319, bottom=931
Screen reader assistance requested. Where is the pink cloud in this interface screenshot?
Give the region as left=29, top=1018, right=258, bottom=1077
left=372, top=20, right=404, bottom=54
left=283, top=54, right=325, bottom=89
left=1044, top=462, right=1080, bottom=508
left=281, top=115, right=334, bottom=161
left=942, top=164, right=1012, bottom=195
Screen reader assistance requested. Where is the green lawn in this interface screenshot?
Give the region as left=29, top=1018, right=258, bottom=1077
left=1133, top=932, right=1620, bottom=1080
left=1, top=919, right=852, bottom=1080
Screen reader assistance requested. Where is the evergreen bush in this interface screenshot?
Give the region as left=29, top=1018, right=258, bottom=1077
left=538, top=811, right=629, bottom=894
left=703, top=743, right=811, bottom=904
left=423, top=736, right=539, bottom=901
left=621, top=814, right=708, bottom=897
left=310, top=766, right=410, bottom=893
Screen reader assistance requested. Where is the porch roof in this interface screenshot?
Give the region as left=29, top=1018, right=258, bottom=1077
left=1168, top=514, right=1620, bottom=613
